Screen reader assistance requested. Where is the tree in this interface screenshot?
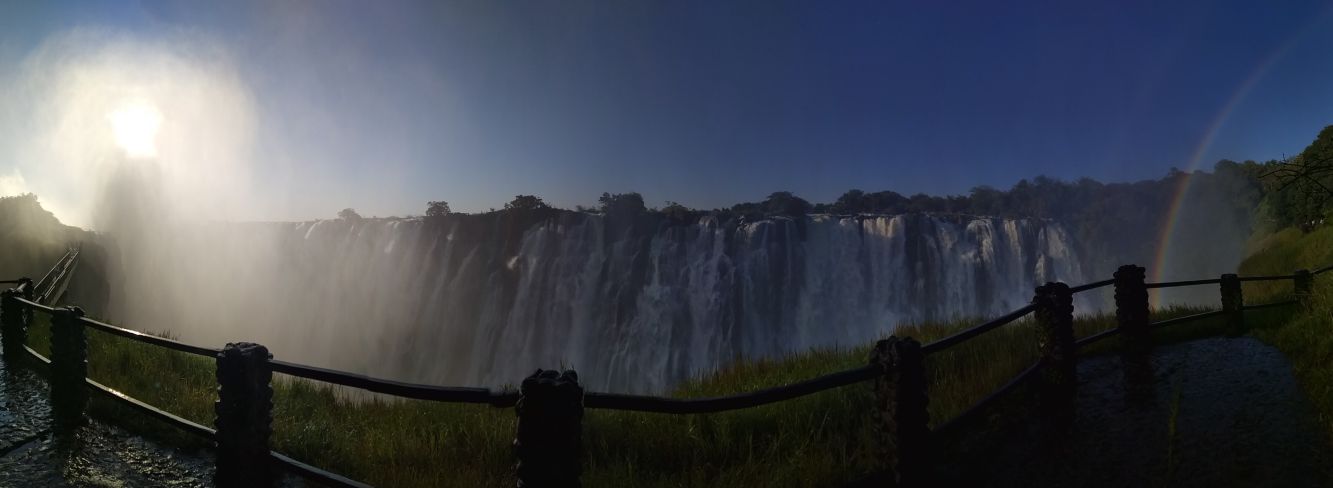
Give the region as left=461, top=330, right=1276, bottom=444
left=729, top=201, right=763, bottom=220
left=598, top=192, right=646, bottom=216
left=864, top=191, right=908, bottom=214
left=661, top=201, right=693, bottom=222
left=338, top=208, right=362, bottom=221
left=832, top=189, right=867, bottom=214
left=906, top=193, right=937, bottom=213
left=761, top=191, right=812, bottom=217
left=968, top=186, right=1003, bottom=216
left=426, top=201, right=451, bottom=218
left=504, top=195, right=550, bottom=212
left=1264, top=126, right=1333, bottom=230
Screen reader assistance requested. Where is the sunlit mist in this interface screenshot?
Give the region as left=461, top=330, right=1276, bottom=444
left=0, top=30, right=257, bottom=228
left=107, top=102, right=162, bottom=159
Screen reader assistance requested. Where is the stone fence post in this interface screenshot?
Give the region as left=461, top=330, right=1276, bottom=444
left=1113, top=265, right=1150, bottom=353
left=1220, top=274, right=1244, bottom=335
left=1033, top=282, right=1076, bottom=430
left=50, top=306, right=87, bottom=428
left=1294, top=269, right=1313, bottom=306
left=515, top=369, right=584, bottom=488
left=19, top=278, right=32, bottom=328
left=215, top=342, right=274, bottom=487
left=1034, top=282, right=1076, bottom=390
left=869, top=336, right=929, bottom=487
left=0, top=287, right=26, bottom=361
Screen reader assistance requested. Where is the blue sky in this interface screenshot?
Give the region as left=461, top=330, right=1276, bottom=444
left=2, top=0, right=1333, bottom=221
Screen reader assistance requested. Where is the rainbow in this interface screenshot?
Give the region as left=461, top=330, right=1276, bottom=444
left=1150, top=21, right=1321, bottom=293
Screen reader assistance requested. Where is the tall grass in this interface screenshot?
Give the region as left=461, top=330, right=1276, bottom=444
left=1238, top=223, right=1333, bottom=460
left=1238, top=225, right=1333, bottom=302
left=20, top=300, right=1225, bottom=487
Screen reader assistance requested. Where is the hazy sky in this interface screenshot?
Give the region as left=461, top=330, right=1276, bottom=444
left=2, top=0, right=1333, bottom=223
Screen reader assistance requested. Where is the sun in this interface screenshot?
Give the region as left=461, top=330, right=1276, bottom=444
left=107, top=102, right=163, bottom=159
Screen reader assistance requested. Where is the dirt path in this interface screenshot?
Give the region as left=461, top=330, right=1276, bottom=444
left=943, top=337, right=1331, bottom=487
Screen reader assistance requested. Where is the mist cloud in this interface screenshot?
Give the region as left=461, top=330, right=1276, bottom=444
left=0, top=28, right=258, bottom=228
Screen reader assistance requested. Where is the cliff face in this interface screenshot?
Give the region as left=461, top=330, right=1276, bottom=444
left=94, top=211, right=1088, bottom=393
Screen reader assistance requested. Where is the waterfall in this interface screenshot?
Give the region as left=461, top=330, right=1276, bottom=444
left=97, top=212, right=1087, bottom=393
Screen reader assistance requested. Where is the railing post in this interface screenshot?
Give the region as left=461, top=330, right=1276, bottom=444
left=1033, top=282, right=1076, bottom=390
left=869, top=336, right=929, bottom=487
left=1294, top=269, right=1313, bottom=306
left=514, top=369, right=584, bottom=488
left=215, top=342, right=274, bottom=488
left=50, top=306, right=88, bottom=427
left=1033, top=282, right=1076, bottom=430
left=0, top=285, right=28, bottom=362
left=1113, top=265, right=1154, bottom=399
left=1220, top=274, right=1244, bottom=335
left=20, top=277, right=32, bottom=326
left=1113, top=265, right=1150, bottom=352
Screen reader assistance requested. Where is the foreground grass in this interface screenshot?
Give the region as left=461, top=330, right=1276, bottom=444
left=1238, top=224, right=1333, bottom=302
left=21, top=300, right=1225, bottom=488
left=1239, top=223, right=1333, bottom=456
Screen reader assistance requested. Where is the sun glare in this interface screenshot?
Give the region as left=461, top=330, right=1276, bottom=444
left=107, top=103, right=163, bottom=159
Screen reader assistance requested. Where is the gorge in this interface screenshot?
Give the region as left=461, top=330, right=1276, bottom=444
left=88, top=211, right=1088, bottom=393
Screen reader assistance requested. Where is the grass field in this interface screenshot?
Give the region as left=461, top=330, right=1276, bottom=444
left=20, top=292, right=1239, bottom=487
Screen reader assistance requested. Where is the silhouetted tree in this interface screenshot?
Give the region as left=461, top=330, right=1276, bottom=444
left=1264, top=125, right=1333, bottom=230
left=968, top=186, right=1003, bottom=215
left=832, top=189, right=867, bottom=214
left=426, top=201, right=451, bottom=218
left=598, top=192, right=646, bottom=216
left=338, top=208, right=362, bottom=221
left=661, top=201, right=694, bottom=222
left=864, top=191, right=908, bottom=213
left=504, top=195, right=550, bottom=212
left=762, top=191, right=812, bottom=216
left=906, top=193, right=936, bottom=213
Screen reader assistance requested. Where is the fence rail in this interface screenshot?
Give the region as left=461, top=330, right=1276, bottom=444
left=1244, top=299, right=1301, bottom=310
left=582, top=365, right=881, bottom=414
left=268, top=359, right=517, bottom=406
left=933, top=359, right=1044, bottom=434
left=1068, top=278, right=1115, bottom=293
left=1145, top=278, right=1223, bottom=289
left=1150, top=309, right=1229, bottom=329
left=1239, top=274, right=1299, bottom=282
left=21, top=341, right=368, bottom=487
left=16, top=297, right=222, bottom=358
left=0, top=247, right=1325, bottom=487
left=920, top=304, right=1037, bottom=355
left=1073, top=327, right=1119, bottom=347
left=32, top=246, right=78, bottom=304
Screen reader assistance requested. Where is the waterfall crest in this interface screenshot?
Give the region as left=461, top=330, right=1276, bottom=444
left=98, top=212, right=1086, bottom=393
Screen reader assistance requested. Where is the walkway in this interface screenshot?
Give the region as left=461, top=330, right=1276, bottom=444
left=0, top=355, right=214, bottom=487
left=943, top=337, right=1331, bottom=487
